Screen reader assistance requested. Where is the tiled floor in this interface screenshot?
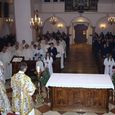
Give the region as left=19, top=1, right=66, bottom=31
left=6, top=43, right=115, bottom=115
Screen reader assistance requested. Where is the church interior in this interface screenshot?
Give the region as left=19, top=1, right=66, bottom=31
left=0, top=0, right=115, bottom=114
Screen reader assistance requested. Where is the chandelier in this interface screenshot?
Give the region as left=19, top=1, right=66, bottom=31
left=108, top=16, right=115, bottom=25
left=30, top=10, right=42, bottom=31
left=49, top=15, right=57, bottom=25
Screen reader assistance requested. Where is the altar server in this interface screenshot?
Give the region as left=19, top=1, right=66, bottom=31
left=11, top=62, right=36, bottom=115
left=0, top=60, right=11, bottom=114
left=43, top=52, right=53, bottom=75
left=104, top=54, right=115, bottom=77
left=56, top=41, right=64, bottom=69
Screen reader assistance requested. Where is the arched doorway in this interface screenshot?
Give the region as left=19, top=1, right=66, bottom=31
left=43, top=16, right=66, bottom=34
left=74, top=23, right=88, bottom=43
left=71, top=16, right=92, bottom=44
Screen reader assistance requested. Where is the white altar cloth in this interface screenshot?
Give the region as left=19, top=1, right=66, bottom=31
left=46, top=73, right=114, bottom=89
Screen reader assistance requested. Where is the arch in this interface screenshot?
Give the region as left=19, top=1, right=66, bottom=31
left=96, top=16, right=108, bottom=25
left=69, top=16, right=93, bottom=45
left=95, top=16, right=113, bottom=34
left=42, top=16, right=67, bottom=34
left=70, top=16, right=92, bottom=26
left=43, top=16, right=67, bottom=27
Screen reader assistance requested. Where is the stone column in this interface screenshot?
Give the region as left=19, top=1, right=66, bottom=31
left=66, top=26, right=70, bottom=35
left=14, top=0, right=32, bottom=44
left=66, top=26, right=70, bottom=55
left=91, top=26, right=96, bottom=35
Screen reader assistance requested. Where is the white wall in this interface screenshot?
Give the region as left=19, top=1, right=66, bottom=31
left=39, top=1, right=115, bottom=44
left=0, top=0, right=115, bottom=44
left=41, top=3, right=64, bottom=13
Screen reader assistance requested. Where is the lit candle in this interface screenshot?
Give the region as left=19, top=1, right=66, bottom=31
left=36, top=66, right=40, bottom=73
left=35, top=15, right=37, bottom=22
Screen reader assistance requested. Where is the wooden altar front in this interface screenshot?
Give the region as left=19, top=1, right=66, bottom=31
left=49, top=87, right=109, bottom=113
left=46, top=73, right=114, bottom=113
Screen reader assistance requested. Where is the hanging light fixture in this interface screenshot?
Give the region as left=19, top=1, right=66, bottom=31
left=108, top=16, right=115, bottom=25
left=30, top=10, right=42, bottom=31
left=49, top=15, right=57, bottom=25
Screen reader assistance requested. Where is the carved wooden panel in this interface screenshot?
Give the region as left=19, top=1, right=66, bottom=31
left=49, top=87, right=110, bottom=113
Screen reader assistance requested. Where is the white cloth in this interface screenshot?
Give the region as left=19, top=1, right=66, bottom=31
left=46, top=73, right=114, bottom=89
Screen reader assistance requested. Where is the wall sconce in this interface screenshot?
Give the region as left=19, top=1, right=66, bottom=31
left=57, top=23, right=64, bottom=29
left=99, top=23, right=106, bottom=30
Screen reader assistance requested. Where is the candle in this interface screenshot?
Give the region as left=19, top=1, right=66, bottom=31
left=36, top=66, right=40, bottom=73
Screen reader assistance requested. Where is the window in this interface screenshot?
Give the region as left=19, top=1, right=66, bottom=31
left=60, top=0, right=64, bottom=2
left=44, top=0, right=50, bottom=2
left=53, top=0, right=58, bottom=2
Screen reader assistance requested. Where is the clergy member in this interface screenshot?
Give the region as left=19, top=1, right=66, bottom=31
left=11, top=62, right=36, bottom=115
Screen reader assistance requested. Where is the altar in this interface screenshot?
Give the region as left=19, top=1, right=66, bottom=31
left=46, top=73, right=114, bottom=113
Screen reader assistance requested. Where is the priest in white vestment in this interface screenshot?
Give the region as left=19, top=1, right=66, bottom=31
left=11, top=62, right=36, bottom=115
